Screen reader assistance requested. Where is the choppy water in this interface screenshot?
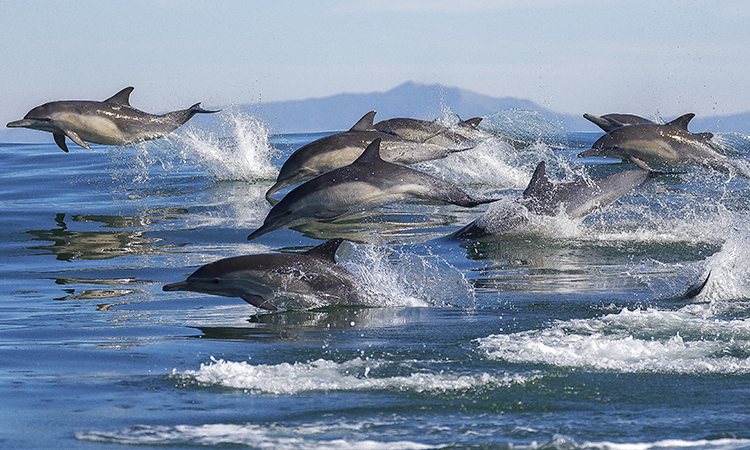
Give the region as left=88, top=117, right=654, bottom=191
left=2, top=108, right=750, bottom=449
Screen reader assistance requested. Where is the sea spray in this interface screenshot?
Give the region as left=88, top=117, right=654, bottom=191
left=105, top=107, right=278, bottom=186
left=174, top=107, right=278, bottom=181
left=338, top=241, right=476, bottom=308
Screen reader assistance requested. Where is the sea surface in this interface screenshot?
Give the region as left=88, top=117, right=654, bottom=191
left=2, top=108, right=750, bottom=449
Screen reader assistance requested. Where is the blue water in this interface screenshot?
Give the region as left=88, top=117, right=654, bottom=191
left=2, top=108, right=750, bottom=449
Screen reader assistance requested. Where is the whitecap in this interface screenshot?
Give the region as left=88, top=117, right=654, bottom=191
left=477, top=307, right=750, bottom=374
left=173, top=357, right=533, bottom=394
left=77, top=421, right=438, bottom=449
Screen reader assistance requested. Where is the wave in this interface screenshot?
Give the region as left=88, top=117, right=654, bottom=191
left=477, top=306, right=750, bottom=374
left=77, top=421, right=436, bottom=449
left=173, top=356, right=533, bottom=395
left=76, top=422, right=750, bottom=450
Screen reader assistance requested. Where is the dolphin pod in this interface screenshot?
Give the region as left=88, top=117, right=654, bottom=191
left=578, top=113, right=735, bottom=173
left=6, top=87, right=218, bottom=152
left=163, top=238, right=365, bottom=310
left=9, top=90, right=714, bottom=308
left=248, top=138, right=496, bottom=241
left=264, top=111, right=476, bottom=199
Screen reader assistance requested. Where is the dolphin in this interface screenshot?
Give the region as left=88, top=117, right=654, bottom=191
left=6, top=87, right=219, bottom=152
left=163, top=238, right=364, bottom=311
left=374, top=116, right=483, bottom=147
left=265, top=111, right=475, bottom=198
left=249, top=138, right=496, bottom=240
left=577, top=113, right=729, bottom=172
left=583, top=113, right=654, bottom=132
left=451, top=161, right=668, bottom=240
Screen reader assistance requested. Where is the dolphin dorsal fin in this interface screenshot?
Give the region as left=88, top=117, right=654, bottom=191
left=522, top=161, right=553, bottom=199
left=696, top=131, right=714, bottom=142
left=459, top=117, right=483, bottom=129
left=349, top=111, right=377, bottom=131
left=667, top=113, right=695, bottom=130
left=305, top=238, right=344, bottom=263
left=353, top=139, right=383, bottom=164
left=104, top=87, right=135, bottom=106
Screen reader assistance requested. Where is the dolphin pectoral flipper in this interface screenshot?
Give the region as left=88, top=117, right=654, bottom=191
left=64, top=129, right=91, bottom=150
left=53, top=133, right=69, bottom=152
left=240, top=293, right=279, bottom=311
left=630, top=156, right=654, bottom=171
left=314, top=210, right=348, bottom=221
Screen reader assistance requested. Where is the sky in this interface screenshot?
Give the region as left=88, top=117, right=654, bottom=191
left=2, top=0, right=749, bottom=136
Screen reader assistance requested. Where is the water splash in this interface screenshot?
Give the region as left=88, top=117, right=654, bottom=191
left=339, top=242, right=476, bottom=308
left=107, top=107, right=278, bottom=185
left=480, top=108, right=568, bottom=149
left=173, top=107, right=279, bottom=181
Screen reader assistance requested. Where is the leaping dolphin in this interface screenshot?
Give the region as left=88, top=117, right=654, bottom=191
left=249, top=138, right=496, bottom=240
left=6, top=87, right=219, bottom=152
left=583, top=113, right=654, bottom=132
left=374, top=116, right=483, bottom=148
left=163, top=238, right=364, bottom=311
left=265, top=111, right=475, bottom=198
left=577, top=113, right=731, bottom=173
left=451, top=161, right=668, bottom=240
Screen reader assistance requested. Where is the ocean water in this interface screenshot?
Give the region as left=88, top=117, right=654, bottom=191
left=2, top=108, right=750, bottom=449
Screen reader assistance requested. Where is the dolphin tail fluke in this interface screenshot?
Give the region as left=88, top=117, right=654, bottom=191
left=188, top=103, right=221, bottom=114
left=167, top=103, right=221, bottom=127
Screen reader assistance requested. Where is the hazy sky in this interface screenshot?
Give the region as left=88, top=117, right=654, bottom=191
left=2, top=0, right=748, bottom=132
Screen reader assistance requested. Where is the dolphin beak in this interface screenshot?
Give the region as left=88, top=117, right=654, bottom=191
left=7, top=119, right=35, bottom=128
left=163, top=281, right=190, bottom=291
left=578, top=148, right=598, bottom=158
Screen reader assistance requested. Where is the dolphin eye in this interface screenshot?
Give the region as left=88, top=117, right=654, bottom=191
left=211, top=278, right=221, bottom=284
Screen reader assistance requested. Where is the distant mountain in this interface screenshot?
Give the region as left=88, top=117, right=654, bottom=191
left=244, top=81, right=588, bottom=133
left=243, top=81, right=749, bottom=135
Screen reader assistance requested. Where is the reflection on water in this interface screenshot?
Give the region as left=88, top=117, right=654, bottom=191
left=26, top=212, right=185, bottom=261
left=195, top=306, right=431, bottom=341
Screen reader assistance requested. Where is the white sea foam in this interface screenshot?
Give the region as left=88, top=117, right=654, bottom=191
left=77, top=421, right=438, bottom=449
left=477, top=307, right=750, bottom=374
left=581, top=438, right=750, bottom=450
left=174, top=357, right=532, bottom=394
left=695, top=222, right=750, bottom=304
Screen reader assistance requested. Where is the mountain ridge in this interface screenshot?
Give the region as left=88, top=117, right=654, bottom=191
left=244, top=81, right=750, bottom=135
